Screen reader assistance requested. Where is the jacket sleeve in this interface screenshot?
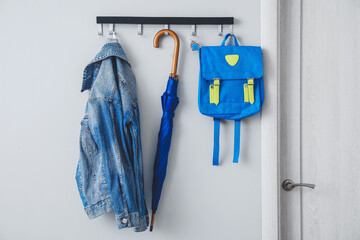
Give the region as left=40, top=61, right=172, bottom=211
left=87, top=99, right=139, bottom=227
left=88, top=99, right=126, bottom=210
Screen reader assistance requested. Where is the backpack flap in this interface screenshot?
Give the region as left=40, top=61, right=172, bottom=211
left=198, top=46, right=264, bottom=120
left=200, top=46, right=263, bottom=81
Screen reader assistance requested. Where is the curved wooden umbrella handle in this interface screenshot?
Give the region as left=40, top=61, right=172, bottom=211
left=153, top=29, right=180, bottom=79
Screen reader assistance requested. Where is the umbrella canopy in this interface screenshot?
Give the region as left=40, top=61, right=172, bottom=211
left=150, top=77, right=179, bottom=231
left=150, top=29, right=180, bottom=231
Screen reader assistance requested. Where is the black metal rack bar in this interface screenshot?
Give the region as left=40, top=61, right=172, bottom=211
left=96, top=16, right=234, bottom=25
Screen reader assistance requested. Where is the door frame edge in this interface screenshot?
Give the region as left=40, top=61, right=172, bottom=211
left=261, top=0, right=281, bottom=239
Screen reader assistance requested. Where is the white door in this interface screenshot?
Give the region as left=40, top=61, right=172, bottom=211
left=279, top=0, right=360, bottom=239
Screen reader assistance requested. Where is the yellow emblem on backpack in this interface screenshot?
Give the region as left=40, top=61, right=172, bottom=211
left=225, top=54, right=239, bottom=66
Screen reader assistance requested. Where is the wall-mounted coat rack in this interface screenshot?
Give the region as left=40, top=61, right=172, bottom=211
left=96, top=16, right=235, bottom=36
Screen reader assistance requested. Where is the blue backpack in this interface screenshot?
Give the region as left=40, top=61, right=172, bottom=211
left=198, top=34, right=264, bottom=165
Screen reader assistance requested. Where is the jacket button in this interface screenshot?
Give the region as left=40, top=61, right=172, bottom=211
left=87, top=212, right=90, bottom=215
left=122, top=219, right=128, bottom=224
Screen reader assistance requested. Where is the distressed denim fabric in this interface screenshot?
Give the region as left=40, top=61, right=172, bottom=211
left=76, top=41, right=148, bottom=232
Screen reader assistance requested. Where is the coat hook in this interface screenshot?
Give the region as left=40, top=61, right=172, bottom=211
left=98, top=24, right=103, bottom=35
left=191, top=25, right=196, bottom=36
left=109, top=24, right=115, bottom=32
left=229, top=24, right=234, bottom=35
left=138, top=24, right=143, bottom=35
left=108, top=24, right=116, bottom=38
left=164, top=24, right=169, bottom=35
left=218, top=25, right=223, bottom=36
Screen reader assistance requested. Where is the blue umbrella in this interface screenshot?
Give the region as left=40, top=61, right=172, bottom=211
left=150, top=29, right=180, bottom=231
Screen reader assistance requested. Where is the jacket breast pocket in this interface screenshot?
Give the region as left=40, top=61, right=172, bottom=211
left=80, top=116, right=99, bottom=155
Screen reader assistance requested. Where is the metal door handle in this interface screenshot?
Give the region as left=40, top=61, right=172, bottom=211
left=282, top=179, right=315, bottom=191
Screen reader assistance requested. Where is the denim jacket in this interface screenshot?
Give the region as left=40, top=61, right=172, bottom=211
left=76, top=41, right=148, bottom=231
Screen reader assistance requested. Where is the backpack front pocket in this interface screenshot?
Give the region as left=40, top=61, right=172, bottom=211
left=199, top=77, right=263, bottom=119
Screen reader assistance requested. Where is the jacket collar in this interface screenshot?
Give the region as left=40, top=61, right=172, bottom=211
left=81, top=41, right=129, bottom=92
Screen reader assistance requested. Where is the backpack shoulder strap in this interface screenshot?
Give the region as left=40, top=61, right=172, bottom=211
left=213, top=119, right=241, bottom=165
left=233, top=120, right=241, bottom=163
left=213, top=118, right=220, bottom=166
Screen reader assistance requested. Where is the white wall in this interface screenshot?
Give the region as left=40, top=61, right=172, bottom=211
left=0, top=0, right=261, bottom=239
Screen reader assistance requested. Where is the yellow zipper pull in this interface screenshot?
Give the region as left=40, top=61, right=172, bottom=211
left=244, top=83, right=249, bottom=102
left=247, top=78, right=254, bottom=104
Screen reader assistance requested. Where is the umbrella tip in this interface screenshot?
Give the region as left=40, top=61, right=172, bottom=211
left=149, top=213, right=155, bottom=232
